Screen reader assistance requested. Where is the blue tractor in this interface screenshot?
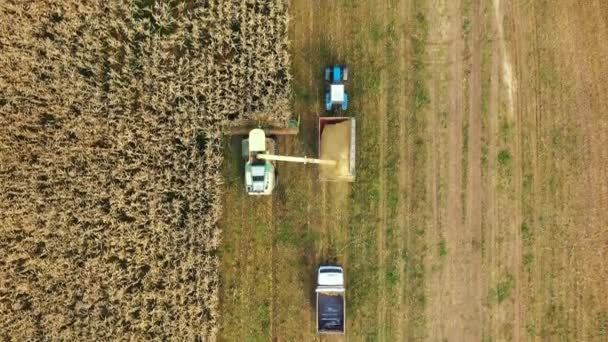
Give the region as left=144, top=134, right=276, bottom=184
left=325, top=65, right=348, bottom=111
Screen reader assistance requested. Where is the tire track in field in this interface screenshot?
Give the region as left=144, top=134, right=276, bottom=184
left=487, top=27, right=500, bottom=340
left=269, top=135, right=286, bottom=341
left=424, top=0, right=450, bottom=338
left=376, top=41, right=388, bottom=342
left=244, top=197, right=274, bottom=339
left=498, top=1, right=522, bottom=339
left=529, top=1, right=544, bottom=336
left=444, top=0, right=466, bottom=339
left=395, top=0, right=413, bottom=339
left=463, top=0, right=484, bottom=339
left=373, top=1, right=389, bottom=340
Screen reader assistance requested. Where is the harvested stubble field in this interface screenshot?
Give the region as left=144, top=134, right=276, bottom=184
left=0, top=0, right=290, bottom=339
left=219, top=0, right=608, bottom=340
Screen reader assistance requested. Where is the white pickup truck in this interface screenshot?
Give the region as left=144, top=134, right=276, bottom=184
left=316, top=266, right=345, bottom=334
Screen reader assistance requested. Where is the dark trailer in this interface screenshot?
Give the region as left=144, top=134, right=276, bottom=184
left=317, top=291, right=345, bottom=333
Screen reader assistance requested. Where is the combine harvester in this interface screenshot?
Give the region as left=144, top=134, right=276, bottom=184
left=243, top=116, right=355, bottom=195
left=240, top=64, right=355, bottom=195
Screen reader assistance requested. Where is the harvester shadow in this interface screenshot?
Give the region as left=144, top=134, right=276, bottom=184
left=228, top=135, right=246, bottom=187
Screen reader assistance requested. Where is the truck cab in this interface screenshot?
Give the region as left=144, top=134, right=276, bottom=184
left=243, top=129, right=275, bottom=195
left=316, top=265, right=345, bottom=334
left=325, top=65, right=349, bottom=111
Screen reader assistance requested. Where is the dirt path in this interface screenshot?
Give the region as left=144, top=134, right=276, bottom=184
left=443, top=0, right=469, bottom=339
left=502, top=0, right=522, bottom=339
left=479, top=0, right=523, bottom=339
left=493, top=0, right=515, bottom=117
left=487, top=31, right=500, bottom=342
left=423, top=0, right=487, bottom=339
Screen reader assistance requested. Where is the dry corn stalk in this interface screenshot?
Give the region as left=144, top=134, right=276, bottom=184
left=0, top=0, right=291, bottom=339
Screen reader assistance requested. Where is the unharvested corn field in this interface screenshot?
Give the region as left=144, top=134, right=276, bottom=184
left=0, top=0, right=290, bottom=339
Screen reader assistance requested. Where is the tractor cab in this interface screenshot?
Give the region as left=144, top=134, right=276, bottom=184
left=243, top=129, right=275, bottom=195
left=325, top=65, right=349, bottom=111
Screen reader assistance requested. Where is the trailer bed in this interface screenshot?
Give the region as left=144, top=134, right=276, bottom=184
left=317, top=291, right=345, bottom=334
left=318, top=117, right=356, bottom=182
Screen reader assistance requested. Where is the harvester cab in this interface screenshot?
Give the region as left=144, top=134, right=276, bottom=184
left=243, top=129, right=276, bottom=195
left=325, top=65, right=348, bottom=111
